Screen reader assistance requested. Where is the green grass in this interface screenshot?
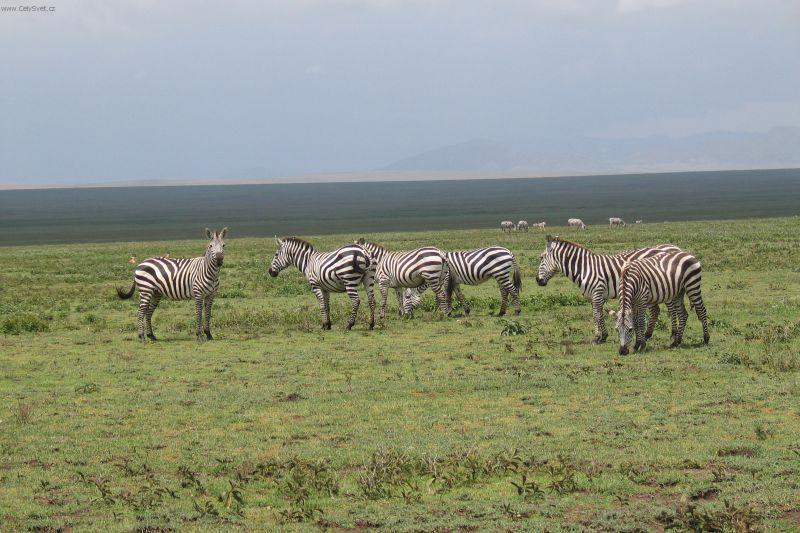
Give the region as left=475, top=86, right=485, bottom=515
left=1, top=218, right=799, bottom=531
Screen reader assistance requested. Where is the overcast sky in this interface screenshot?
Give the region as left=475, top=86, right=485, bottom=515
left=1, top=0, right=798, bottom=183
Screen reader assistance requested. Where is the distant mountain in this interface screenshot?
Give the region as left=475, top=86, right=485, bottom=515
left=219, top=166, right=270, bottom=180
left=382, top=139, right=520, bottom=172
left=383, top=127, right=800, bottom=174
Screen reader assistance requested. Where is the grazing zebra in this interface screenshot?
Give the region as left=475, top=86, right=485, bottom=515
left=402, top=246, right=522, bottom=317
left=609, top=217, right=626, bottom=227
left=616, top=250, right=709, bottom=355
left=567, top=218, right=586, bottom=230
left=501, top=220, right=516, bottom=233
left=355, top=238, right=451, bottom=323
left=531, top=221, right=547, bottom=230
left=517, top=220, right=529, bottom=232
left=635, top=220, right=643, bottom=224
left=116, top=228, right=227, bottom=343
left=535, top=235, right=681, bottom=344
left=268, top=237, right=375, bottom=330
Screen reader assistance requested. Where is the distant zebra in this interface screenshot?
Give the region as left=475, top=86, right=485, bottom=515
left=355, top=238, right=451, bottom=323
left=269, top=237, right=375, bottom=330
left=402, top=246, right=522, bottom=317
left=609, top=217, right=626, bottom=227
left=531, top=221, right=547, bottom=230
left=535, top=235, right=681, bottom=344
left=635, top=220, right=643, bottom=224
left=567, top=218, right=586, bottom=230
left=501, top=220, right=516, bottom=233
left=616, top=250, right=709, bottom=355
left=517, top=220, right=529, bottom=232
left=116, top=228, right=227, bottom=343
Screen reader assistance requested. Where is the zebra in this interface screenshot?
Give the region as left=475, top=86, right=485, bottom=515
left=268, top=236, right=375, bottom=330
left=635, top=220, right=643, bottom=224
left=531, top=221, right=547, bottom=230
left=402, top=246, right=522, bottom=317
left=116, top=228, right=227, bottom=343
left=609, top=217, right=626, bottom=227
left=517, top=220, right=529, bottom=232
left=535, top=235, right=681, bottom=344
left=355, top=238, right=451, bottom=323
left=567, top=218, right=586, bottom=230
left=616, top=250, right=709, bottom=355
left=501, top=221, right=516, bottom=233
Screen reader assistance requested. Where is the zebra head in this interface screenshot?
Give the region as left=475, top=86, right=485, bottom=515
left=402, top=287, right=423, bottom=315
left=268, top=236, right=291, bottom=277
left=616, top=307, right=635, bottom=355
left=205, top=227, right=227, bottom=267
left=536, top=235, right=561, bottom=286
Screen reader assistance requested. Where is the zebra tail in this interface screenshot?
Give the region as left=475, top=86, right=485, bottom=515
left=116, top=280, right=136, bottom=300
left=513, top=261, right=522, bottom=292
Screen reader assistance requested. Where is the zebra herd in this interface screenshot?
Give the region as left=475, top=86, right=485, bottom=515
left=506, top=218, right=640, bottom=232
left=116, top=227, right=709, bottom=355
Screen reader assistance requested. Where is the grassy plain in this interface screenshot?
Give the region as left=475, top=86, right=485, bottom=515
left=1, top=218, right=799, bottom=531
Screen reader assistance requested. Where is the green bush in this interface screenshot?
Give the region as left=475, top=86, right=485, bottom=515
left=1, top=313, right=50, bottom=335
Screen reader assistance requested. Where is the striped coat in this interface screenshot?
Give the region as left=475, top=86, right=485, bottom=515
left=269, top=237, right=375, bottom=330
left=616, top=250, right=709, bottom=354
left=403, top=247, right=521, bottom=317
left=355, top=238, right=451, bottom=323
left=535, top=235, right=681, bottom=343
left=116, top=228, right=227, bottom=342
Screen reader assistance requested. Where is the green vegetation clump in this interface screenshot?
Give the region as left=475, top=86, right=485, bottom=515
left=1, top=217, right=799, bottom=530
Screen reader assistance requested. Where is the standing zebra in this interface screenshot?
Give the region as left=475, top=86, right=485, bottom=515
left=116, top=228, right=227, bottom=343
left=402, top=246, right=522, bottom=317
left=535, top=235, right=681, bottom=344
left=517, top=220, right=529, bottom=232
left=567, top=218, right=587, bottom=230
left=609, top=217, right=626, bottom=227
left=616, top=250, right=709, bottom=355
left=531, top=222, right=547, bottom=230
left=500, top=221, right=516, bottom=233
left=355, top=238, right=451, bottom=323
left=268, top=237, right=375, bottom=330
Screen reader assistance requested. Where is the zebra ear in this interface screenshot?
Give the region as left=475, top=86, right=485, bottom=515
left=206, top=228, right=213, bottom=239
left=275, top=235, right=282, bottom=246
left=219, top=227, right=228, bottom=239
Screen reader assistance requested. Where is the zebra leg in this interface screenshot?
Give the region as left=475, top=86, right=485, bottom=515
left=395, top=287, right=405, bottom=317
left=312, top=286, right=331, bottom=330
left=687, top=287, right=710, bottom=344
left=665, top=300, right=679, bottom=345
left=137, top=291, right=150, bottom=343
left=363, top=273, right=375, bottom=330
left=345, top=283, right=361, bottom=330
left=431, top=280, right=451, bottom=316
left=591, top=292, right=607, bottom=344
left=633, top=307, right=647, bottom=352
left=379, top=279, right=390, bottom=325
left=146, top=293, right=161, bottom=341
left=454, top=285, right=470, bottom=316
left=203, top=295, right=215, bottom=340
left=671, top=298, right=689, bottom=347
left=497, top=288, right=509, bottom=316
left=194, top=292, right=205, bottom=342
left=645, top=304, right=660, bottom=340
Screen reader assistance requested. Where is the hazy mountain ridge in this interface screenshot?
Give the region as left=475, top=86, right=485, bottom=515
left=383, top=127, right=800, bottom=173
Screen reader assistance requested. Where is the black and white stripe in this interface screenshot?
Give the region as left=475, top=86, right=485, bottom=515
left=403, top=247, right=521, bottom=317
left=535, top=235, right=681, bottom=343
left=616, top=250, right=709, bottom=354
left=116, top=228, right=227, bottom=342
left=268, top=237, right=375, bottom=330
left=355, top=238, right=451, bottom=323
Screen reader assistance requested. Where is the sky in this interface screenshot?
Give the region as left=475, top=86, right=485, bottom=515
left=1, top=0, right=798, bottom=184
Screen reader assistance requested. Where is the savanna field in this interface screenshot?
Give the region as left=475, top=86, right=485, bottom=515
left=1, top=218, right=800, bottom=531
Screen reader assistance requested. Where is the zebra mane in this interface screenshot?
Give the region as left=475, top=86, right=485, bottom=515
left=549, top=236, right=589, bottom=251
left=357, top=238, right=386, bottom=251
left=282, top=237, right=315, bottom=251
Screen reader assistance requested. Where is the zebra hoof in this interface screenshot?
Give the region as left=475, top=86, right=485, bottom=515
left=139, top=335, right=147, bottom=344
left=346, top=323, right=354, bottom=331
left=147, top=333, right=157, bottom=341
left=205, top=331, right=213, bottom=341
left=592, top=337, right=605, bottom=345
left=369, top=321, right=375, bottom=330
left=514, top=310, right=521, bottom=316
left=703, top=334, right=710, bottom=344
